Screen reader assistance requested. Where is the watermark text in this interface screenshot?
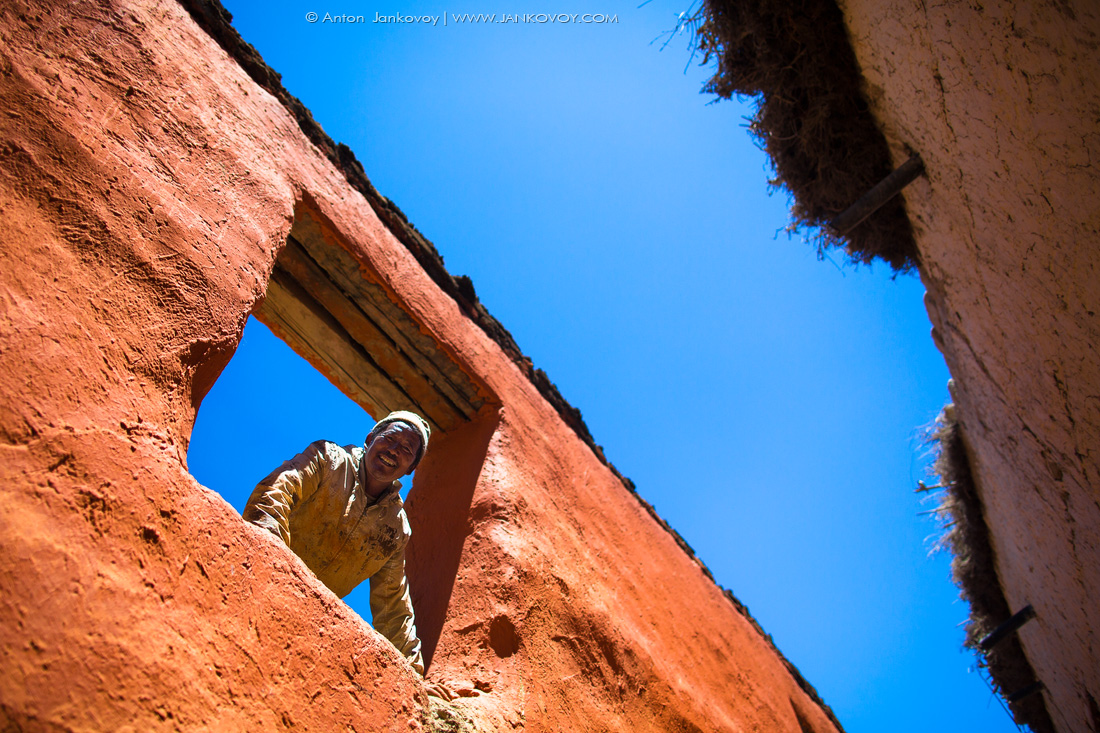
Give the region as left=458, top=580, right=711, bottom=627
left=304, top=11, right=619, bottom=25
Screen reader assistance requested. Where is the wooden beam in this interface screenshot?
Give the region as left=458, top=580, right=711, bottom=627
left=255, top=268, right=452, bottom=432
left=830, top=155, right=925, bottom=236
left=288, top=214, right=484, bottom=415
left=274, top=238, right=468, bottom=430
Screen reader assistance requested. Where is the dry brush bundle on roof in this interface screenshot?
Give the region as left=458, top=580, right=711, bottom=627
left=694, top=0, right=918, bottom=271
left=926, top=406, right=1054, bottom=733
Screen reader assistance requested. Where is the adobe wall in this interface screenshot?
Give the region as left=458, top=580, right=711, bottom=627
left=837, top=2, right=1100, bottom=731
left=0, top=0, right=841, bottom=730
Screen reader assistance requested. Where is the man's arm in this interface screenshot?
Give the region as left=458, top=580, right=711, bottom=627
left=369, top=549, right=425, bottom=675
left=243, top=441, right=328, bottom=544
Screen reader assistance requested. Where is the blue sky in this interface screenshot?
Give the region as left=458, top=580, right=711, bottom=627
left=186, top=3, right=1019, bottom=731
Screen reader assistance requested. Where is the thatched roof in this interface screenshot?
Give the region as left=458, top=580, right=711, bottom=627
left=695, top=0, right=919, bottom=271
left=928, top=409, right=1055, bottom=733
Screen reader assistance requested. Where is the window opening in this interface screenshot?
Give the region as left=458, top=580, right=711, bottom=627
left=186, top=203, right=497, bottom=665
left=188, top=315, right=403, bottom=622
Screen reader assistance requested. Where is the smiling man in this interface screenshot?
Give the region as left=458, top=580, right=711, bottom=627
left=243, top=410, right=432, bottom=678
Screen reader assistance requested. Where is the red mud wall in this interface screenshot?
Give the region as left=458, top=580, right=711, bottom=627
left=837, top=2, right=1100, bottom=731
left=0, top=1, right=841, bottom=730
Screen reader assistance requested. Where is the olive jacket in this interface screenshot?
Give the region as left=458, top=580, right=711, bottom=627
left=244, top=440, right=424, bottom=674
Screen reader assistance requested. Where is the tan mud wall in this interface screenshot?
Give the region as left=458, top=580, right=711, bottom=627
left=838, top=2, right=1100, bottom=731
left=0, top=0, right=840, bottom=730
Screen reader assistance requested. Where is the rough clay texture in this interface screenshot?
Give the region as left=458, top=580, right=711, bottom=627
left=837, top=2, right=1100, bottom=731
left=0, top=1, right=843, bottom=731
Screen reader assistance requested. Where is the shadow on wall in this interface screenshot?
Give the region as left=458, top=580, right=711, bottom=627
left=404, top=409, right=501, bottom=669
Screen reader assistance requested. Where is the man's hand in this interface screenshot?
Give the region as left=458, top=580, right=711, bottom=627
left=424, top=677, right=486, bottom=701
left=424, top=679, right=456, bottom=701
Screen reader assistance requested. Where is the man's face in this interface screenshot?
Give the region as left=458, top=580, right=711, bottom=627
left=363, top=423, right=421, bottom=483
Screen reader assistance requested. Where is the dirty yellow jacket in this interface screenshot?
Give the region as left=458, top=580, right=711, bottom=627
left=243, top=440, right=424, bottom=674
